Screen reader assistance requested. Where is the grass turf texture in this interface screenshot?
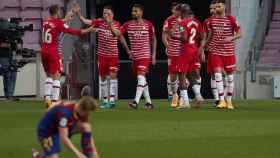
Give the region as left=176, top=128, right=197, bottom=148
left=0, top=100, right=280, bottom=158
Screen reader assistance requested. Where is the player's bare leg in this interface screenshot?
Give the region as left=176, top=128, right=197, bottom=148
left=177, top=73, right=190, bottom=109
left=192, top=69, right=204, bottom=106
left=108, top=71, right=118, bottom=108
left=225, top=72, right=235, bottom=109
left=169, top=74, right=179, bottom=108
left=214, top=67, right=227, bottom=108
left=100, top=75, right=109, bottom=109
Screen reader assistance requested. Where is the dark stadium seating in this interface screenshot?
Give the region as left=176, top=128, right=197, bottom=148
left=0, top=0, right=65, bottom=51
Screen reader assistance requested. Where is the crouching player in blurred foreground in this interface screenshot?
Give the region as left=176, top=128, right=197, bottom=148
left=32, top=96, right=100, bottom=158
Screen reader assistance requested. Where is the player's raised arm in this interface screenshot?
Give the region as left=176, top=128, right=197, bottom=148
left=59, top=124, right=87, bottom=158
left=72, top=3, right=92, bottom=25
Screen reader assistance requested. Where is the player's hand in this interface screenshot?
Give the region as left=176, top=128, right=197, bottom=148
left=104, top=16, right=113, bottom=25
left=64, top=11, right=74, bottom=22
left=200, top=52, right=206, bottom=63
left=223, top=36, right=234, bottom=42
left=198, top=47, right=205, bottom=62
left=127, top=50, right=132, bottom=59
left=90, top=26, right=98, bottom=32
left=152, top=54, right=157, bottom=65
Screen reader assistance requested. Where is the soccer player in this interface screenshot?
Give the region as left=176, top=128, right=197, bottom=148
left=42, top=5, right=94, bottom=108
left=170, top=4, right=195, bottom=109
left=162, top=2, right=182, bottom=108
left=32, top=96, right=100, bottom=158
left=121, top=4, right=157, bottom=110
left=202, top=1, right=219, bottom=106
left=75, top=4, right=130, bottom=109
left=206, top=0, right=242, bottom=109
left=187, top=11, right=205, bottom=106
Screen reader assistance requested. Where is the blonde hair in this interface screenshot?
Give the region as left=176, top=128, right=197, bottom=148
left=78, top=96, right=97, bottom=111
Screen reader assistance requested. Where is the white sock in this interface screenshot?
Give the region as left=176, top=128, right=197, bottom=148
left=224, top=76, right=228, bottom=98
left=215, top=73, right=224, bottom=101
left=180, top=90, right=189, bottom=104
left=170, top=80, right=179, bottom=96
left=135, top=75, right=146, bottom=104
left=52, top=80, right=61, bottom=101
left=115, top=79, right=118, bottom=100
left=44, top=77, right=53, bottom=101
left=109, top=79, right=118, bottom=102
left=167, top=75, right=173, bottom=97
left=100, top=80, right=108, bottom=103
left=143, top=84, right=152, bottom=104
left=211, top=78, right=219, bottom=101
left=192, top=78, right=202, bottom=98
left=226, top=74, right=234, bottom=101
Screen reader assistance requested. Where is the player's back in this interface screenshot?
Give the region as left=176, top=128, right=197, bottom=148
left=37, top=103, right=75, bottom=137
left=186, top=16, right=202, bottom=48
left=42, top=17, right=63, bottom=51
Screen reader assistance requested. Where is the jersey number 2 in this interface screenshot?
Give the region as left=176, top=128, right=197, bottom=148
left=189, top=28, right=196, bottom=44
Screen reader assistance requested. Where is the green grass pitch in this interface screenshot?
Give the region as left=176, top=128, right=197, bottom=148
left=1, top=100, right=280, bottom=158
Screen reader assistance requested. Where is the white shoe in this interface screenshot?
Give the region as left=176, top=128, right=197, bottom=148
left=177, top=101, right=191, bottom=109
left=194, top=95, right=204, bottom=108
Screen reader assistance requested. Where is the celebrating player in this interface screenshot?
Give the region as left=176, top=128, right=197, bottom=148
left=170, top=4, right=195, bottom=109
left=41, top=5, right=94, bottom=108
left=121, top=4, right=157, bottom=110
left=202, top=1, right=220, bottom=106
left=32, top=96, right=100, bottom=158
left=75, top=4, right=130, bottom=109
left=187, top=10, right=205, bottom=106
left=206, top=0, right=242, bottom=109
left=162, top=2, right=182, bottom=108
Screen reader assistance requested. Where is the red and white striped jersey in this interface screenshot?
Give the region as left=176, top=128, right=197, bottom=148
left=163, top=15, right=183, bottom=57
left=208, top=15, right=240, bottom=56
left=121, top=19, right=155, bottom=60
left=92, top=19, right=120, bottom=57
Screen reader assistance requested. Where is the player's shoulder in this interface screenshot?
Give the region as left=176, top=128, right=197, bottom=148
left=122, top=20, right=133, bottom=26
left=191, top=16, right=201, bottom=25
left=113, top=20, right=121, bottom=26
left=144, top=19, right=154, bottom=25
left=226, top=15, right=236, bottom=22
left=166, top=15, right=176, bottom=21
left=59, top=103, right=76, bottom=116
left=93, top=18, right=104, bottom=24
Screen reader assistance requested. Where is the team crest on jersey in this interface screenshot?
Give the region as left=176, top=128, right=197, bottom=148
left=179, top=26, right=184, bottom=32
